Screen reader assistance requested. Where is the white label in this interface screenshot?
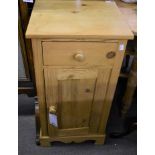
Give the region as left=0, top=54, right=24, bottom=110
left=23, top=0, right=33, bottom=3
left=119, top=43, right=125, bottom=51
left=49, top=114, right=58, bottom=127
left=105, top=1, right=112, bottom=3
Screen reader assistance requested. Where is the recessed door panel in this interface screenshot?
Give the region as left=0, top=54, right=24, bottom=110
left=58, top=79, right=96, bottom=129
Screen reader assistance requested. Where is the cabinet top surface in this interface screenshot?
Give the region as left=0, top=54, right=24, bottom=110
left=26, top=0, right=133, bottom=39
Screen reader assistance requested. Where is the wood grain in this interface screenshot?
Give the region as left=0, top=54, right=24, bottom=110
left=98, top=40, right=127, bottom=134
left=44, top=68, right=97, bottom=136
left=26, top=0, right=133, bottom=39
left=44, top=66, right=113, bottom=137
left=39, top=130, right=105, bottom=146
left=31, top=39, right=48, bottom=136
left=89, top=67, right=112, bottom=133
left=42, top=41, right=117, bottom=66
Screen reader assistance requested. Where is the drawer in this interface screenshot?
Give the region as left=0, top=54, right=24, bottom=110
left=42, top=42, right=118, bottom=66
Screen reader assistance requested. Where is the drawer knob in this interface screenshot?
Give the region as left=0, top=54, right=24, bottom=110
left=74, top=53, right=85, bottom=62
left=106, top=51, right=116, bottom=59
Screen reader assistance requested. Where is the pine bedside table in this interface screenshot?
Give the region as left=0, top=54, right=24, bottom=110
left=26, top=0, right=133, bottom=146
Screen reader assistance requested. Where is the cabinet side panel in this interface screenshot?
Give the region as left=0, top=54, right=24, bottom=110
left=98, top=40, right=127, bottom=134
left=31, top=39, right=48, bottom=136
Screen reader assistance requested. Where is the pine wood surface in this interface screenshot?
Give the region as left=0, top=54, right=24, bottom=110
left=26, top=0, right=133, bottom=39
left=42, top=41, right=117, bottom=66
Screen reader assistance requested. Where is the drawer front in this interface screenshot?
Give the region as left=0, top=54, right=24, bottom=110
left=42, top=42, right=118, bottom=66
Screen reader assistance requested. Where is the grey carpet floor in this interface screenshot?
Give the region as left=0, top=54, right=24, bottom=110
left=18, top=94, right=137, bottom=155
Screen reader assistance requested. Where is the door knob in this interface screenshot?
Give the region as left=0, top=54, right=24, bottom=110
left=74, top=52, right=85, bottom=62
left=49, top=106, right=57, bottom=114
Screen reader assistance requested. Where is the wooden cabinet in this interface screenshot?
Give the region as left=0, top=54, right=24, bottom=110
left=26, top=0, right=133, bottom=146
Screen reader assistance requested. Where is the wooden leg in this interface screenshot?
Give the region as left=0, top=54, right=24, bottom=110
left=40, top=140, right=51, bottom=147
left=95, top=138, right=105, bottom=145
left=121, top=56, right=137, bottom=117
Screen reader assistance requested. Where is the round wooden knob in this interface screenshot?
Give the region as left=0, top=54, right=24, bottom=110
left=49, top=106, right=57, bottom=114
left=74, top=53, right=85, bottom=62
left=106, top=51, right=116, bottom=59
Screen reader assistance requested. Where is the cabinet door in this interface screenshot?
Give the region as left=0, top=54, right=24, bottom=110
left=44, top=67, right=112, bottom=137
